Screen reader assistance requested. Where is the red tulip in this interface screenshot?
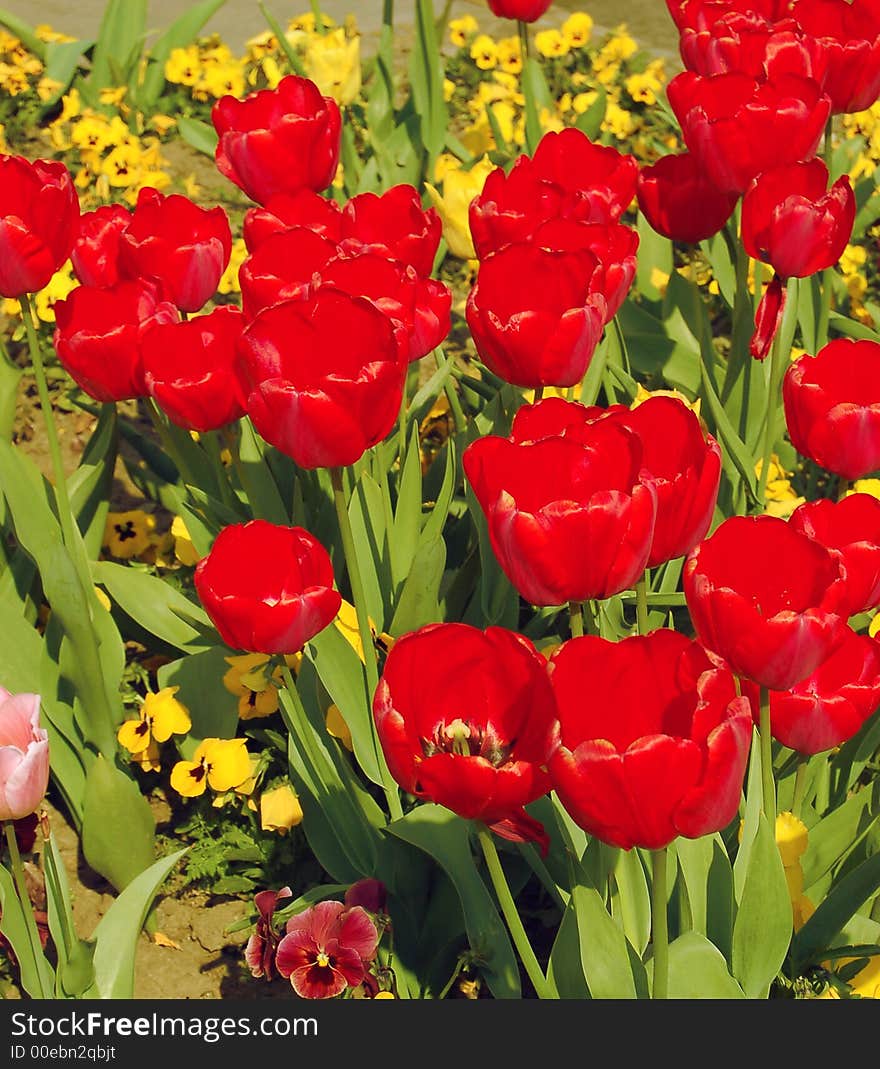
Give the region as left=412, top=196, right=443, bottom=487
left=487, top=0, right=553, bottom=21
left=194, top=519, right=342, bottom=655
left=684, top=514, right=849, bottom=690
left=637, top=152, right=739, bottom=243
left=237, top=288, right=405, bottom=469
left=340, top=184, right=442, bottom=278
left=469, top=128, right=639, bottom=259
left=465, top=243, right=607, bottom=388
left=54, top=279, right=179, bottom=403
left=212, top=75, right=342, bottom=205
left=70, top=204, right=131, bottom=288
left=142, top=305, right=247, bottom=432
left=373, top=622, right=557, bottom=847
left=118, top=187, right=232, bottom=313
left=679, top=10, right=827, bottom=80
left=463, top=398, right=657, bottom=605
left=790, top=0, right=880, bottom=113
left=666, top=0, right=785, bottom=33
left=783, top=339, right=880, bottom=480
left=239, top=226, right=338, bottom=318
left=741, top=627, right=880, bottom=754
left=789, top=494, right=880, bottom=617
left=604, top=395, right=722, bottom=568
left=242, top=189, right=343, bottom=252
left=548, top=631, right=753, bottom=851
left=667, top=66, right=831, bottom=194
left=0, top=154, right=79, bottom=298
left=0, top=688, right=50, bottom=821
left=741, top=160, right=854, bottom=280
left=275, top=900, right=379, bottom=999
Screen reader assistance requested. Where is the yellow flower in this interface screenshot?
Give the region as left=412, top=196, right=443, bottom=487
left=470, top=34, right=498, bottom=71
left=792, top=894, right=815, bottom=933
left=756, top=454, right=804, bottom=517
left=35, top=23, right=75, bottom=43
left=288, top=12, right=336, bottom=34
left=573, top=91, right=599, bottom=115
left=171, top=515, right=200, bottom=567
left=244, top=29, right=277, bottom=61
left=102, top=144, right=144, bottom=188
left=149, top=113, right=177, bottom=137
left=201, top=62, right=246, bottom=99
left=103, top=510, right=156, bottom=559
left=496, top=36, right=522, bottom=75
left=561, top=12, right=593, bottom=48
left=601, top=29, right=638, bottom=62
left=625, top=71, right=661, bottom=105
left=218, top=237, right=247, bottom=295
left=94, top=586, right=112, bottom=612
left=334, top=599, right=375, bottom=663
left=326, top=704, right=354, bottom=752
left=260, top=783, right=304, bottom=834
left=534, top=30, right=569, bottom=59
left=443, top=77, right=456, bottom=102
left=165, top=45, right=201, bottom=86
left=170, top=737, right=251, bottom=797
left=603, top=101, right=636, bottom=140
left=132, top=740, right=162, bottom=774
left=70, top=114, right=115, bottom=155
left=846, top=955, right=880, bottom=998
left=854, top=478, right=880, bottom=501
left=117, top=686, right=191, bottom=755
left=34, top=261, right=77, bottom=323
left=632, top=383, right=701, bottom=419
left=36, top=76, right=62, bottom=102
left=223, top=652, right=280, bottom=720
left=449, top=15, right=478, bottom=47
left=304, top=27, right=361, bottom=106
left=425, top=154, right=495, bottom=260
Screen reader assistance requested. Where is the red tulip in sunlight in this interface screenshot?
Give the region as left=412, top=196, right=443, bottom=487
left=740, top=627, right=880, bottom=755
left=194, top=520, right=342, bottom=656
left=118, top=187, right=232, bottom=313
left=636, top=152, right=738, bottom=243
left=0, top=154, right=79, bottom=298
left=463, top=399, right=657, bottom=605
left=275, top=900, right=379, bottom=999
left=0, top=688, right=49, bottom=821
left=142, top=305, right=247, bottom=432
left=212, top=75, right=341, bottom=205
left=604, top=395, right=722, bottom=568
left=548, top=631, right=753, bottom=851
left=70, top=204, right=131, bottom=288
left=487, top=0, right=553, bottom=21
left=237, top=288, right=405, bottom=469
left=242, top=189, right=344, bottom=252
left=373, top=623, right=557, bottom=849
left=469, top=128, right=639, bottom=258
left=789, top=0, right=880, bottom=114
left=783, top=339, right=880, bottom=480
left=53, top=279, right=179, bottom=403
left=465, top=244, right=607, bottom=388
left=340, top=184, right=443, bottom=277
left=684, top=514, right=848, bottom=690
left=665, top=0, right=785, bottom=33
left=789, top=495, right=880, bottom=617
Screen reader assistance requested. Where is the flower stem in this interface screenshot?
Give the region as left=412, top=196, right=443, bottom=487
left=817, top=117, right=836, bottom=347
left=837, top=475, right=849, bottom=502
left=475, top=823, right=553, bottom=999
left=651, top=846, right=669, bottom=1000
left=756, top=321, right=787, bottom=506
left=518, top=20, right=541, bottom=154
left=569, top=600, right=584, bottom=638
left=3, top=820, right=50, bottom=999
left=759, top=686, right=777, bottom=823
left=635, top=572, right=650, bottom=635
left=792, top=757, right=809, bottom=820
left=532, top=385, right=544, bottom=404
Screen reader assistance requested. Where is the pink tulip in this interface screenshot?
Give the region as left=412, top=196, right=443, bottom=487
left=0, top=689, right=49, bottom=821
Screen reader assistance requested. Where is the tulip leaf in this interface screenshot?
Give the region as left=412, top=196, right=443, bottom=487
left=636, top=212, right=673, bottom=304
left=67, top=403, right=118, bottom=560
left=390, top=536, right=446, bottom=634
left=88, top=0, right=147, bottom=91
left=234, top=416, right=289, bottom=524
left=0, top=863, right=56, bottom=999
left=574, top=86, right=606, bottom=141
left=81, top=755, right=157, bottom=895
left=731, top=813, right=792, bottom=998
left=828, top=311, right=880, bottom=343
left=137, top=0, right=227, bottom=108
left=388, top=805, right=521, bottom=999
left=408, top=0, right=447, bottom=169
left=391, top=425, right=424, bottom=593
left=157, top=645, right=239, bottom=759
left=570, top=884, right=638, bottom=999
left=349, top=471, right=391, bottom=631
left=420, top=436, right=457, bottom=548
left=0, top=8, right=47, bottom=59
left=547, top=902, right=591, bottom=999
left=611, top=846, right=652, bottom=956
left=661, top=931, right=746, bottom=999
left=176, top=115, right=220, bottom=158
left=90, top=848, right=187, bottom=999
left=0, top=337, right=21, bottom=440
left=802, top=781, right=880, bottom=891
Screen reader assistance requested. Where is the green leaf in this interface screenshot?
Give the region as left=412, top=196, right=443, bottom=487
left=0, top=339, right=21, bottom=440
left=235, top=417, right=288, bottom=524
left=348, top=472, right=390, bottom=631
left=81, top=755, right=156, bottom=894
left=137, top=0, right=227, bottom=107
left=408, top=0, right=447, bottom=168
left=0, top=863, right=55, bottom=998
left=157, top=646, right=239, bottom=759
left=636, top=211, right=673, bottom=302
left=176, top=115, right=219, bottom=157
left=547, top=903, right=590, bottom=999
left=574, top=86, right=606, bottom=140
left=731, top=813, right=792, bottom=997
left=0, top=8, right=47, bottom=59
left=664, top=931, right=746, bottom=999
left=90, top=849, right=186, bottom=999
left=570, top=884, right=638, bottom=999
left=802, top=782, right=880, bottom=891
left=89, top=0, right=147, bottom=89
left=611, top=847, right=651, bottom=956
left=42, top=39, right=88, bottom=104
left=390, top=536, right=446, bottom=634
left=388, top=805, right=521, bottom=999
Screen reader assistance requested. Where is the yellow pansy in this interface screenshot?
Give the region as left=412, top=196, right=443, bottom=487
left=631, top=383, right=701, bottom=419
left=853, top=478, right=880, bottom=501
left=561, top=12, right=593, bottom=48
left=35, top=23, right=75, bottom=43
left=573, top=90, right=599, bottom=115
left=534, top=29, right=568, bottom=59
left=304, top=27, right=361, bottom=105
left=603, top=101, right=636, bottom=140
left=625, top=71, right=661, bottom=105
left=102, top=143, right=144, bottom=187
left=756, top=455, right=804, bottom=518
left=165, top=45, right=201, bottom=86
left=170, top=737, right=251, bottom=797
left=846, top=955, right=880, bottom=998
left=117, top=686, right=191, bottom=755
left=260, top=783, right=304, bottom=834
left=36, top=76, right=62, bottom=102
left=132, top=740, right=162, bottom=774
left=201, top=62, right=246, bottom=99
left=171, top=515, right=200, bottom=566
left=601, top=29, right=638, bottom=62
left=223, top=652, right=280, bottom=720
left=449, top=15, right=478, bottom=47
left=470, top=34, right=498, bottom=71
left=443, top=77, right=456, bottom=102
left=218, top=237, right=247, bottom=294
left=425, top=154, right=495, bottom=260
left=326, top=704, right=354, bottom=752
left=496, top=36, right=522, bottom=75
left=288, top=12, right=335, bottom=34
left=34, top=262, right=77, bottom=323
left=103, top=509, right=156, bottom=559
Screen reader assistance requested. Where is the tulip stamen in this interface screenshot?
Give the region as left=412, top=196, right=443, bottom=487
left=420, top=720, right=512, bottom=767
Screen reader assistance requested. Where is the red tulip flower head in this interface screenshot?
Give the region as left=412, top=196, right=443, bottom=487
left=194, top=520, right=342, bottom=655
left=237, top=288, right=405, bottom=469
left=789, top=494, right=880, bottom=616
left=678, top=10, right=827, bottom=80
left=0, top=688, right=50, bottom=821
left=666, top=0, right=786, bottom=33
left=212, top=75, right=342, bottom=205
left=373, top=623, right=557, bottom=848
left=118, top=187, right=232, bottom=313
left=275, top=900, right=379, bottom=999
left=487, top=0, right=553, bottom=21
left=242, top=189, right=343, bottom=252
left=53, top=279, right=179, bottom=403
left=142, top=305, right=247, bottom=432
left=783, top=339, right=880, bottom=480
left=0, top=154, right=79, bottom=298
left=548, top=631, right=753, bottom=850
left=70, top=204, right=131, bottom=288
left=340, top=184, right=442, bottom=278
left=463, top=398, right=657, bottom=605
left=684, top=514, right=849, bottom=690
left=636, top=152, right=738, bottom=243
left=790, top=0, right=880, bottom=113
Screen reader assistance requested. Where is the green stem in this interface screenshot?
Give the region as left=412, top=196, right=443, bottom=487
left=3, top=821, right=49, bottom=999
left=518, top=19, right=541, bottom=154
left=837, top=476, right=849, bottom=502
left=817, top=117, right=836, bottom=347
left=203, top=430, right=237, bottom=510
left=792, top=758, right=808, bottom=821
left=755, top=321, right=788, bottom=506
left=20, top=294, right=78, bottom=551
left=586, top=600, right=600, bottom=636
left=475, top=823, right=553, bottom=999
left=759, top=686, right=777, bottom=823
left=532, top=385, right=544, bottom=404
left=398, top=383, right=408, bottom=471
left=569, top=600, right=584, bottom=638
left=651, top=846, right=669, bottom=1000
left=329, top=466, right=402, bottom=821
left=635, top=573, right=649, bottom=635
